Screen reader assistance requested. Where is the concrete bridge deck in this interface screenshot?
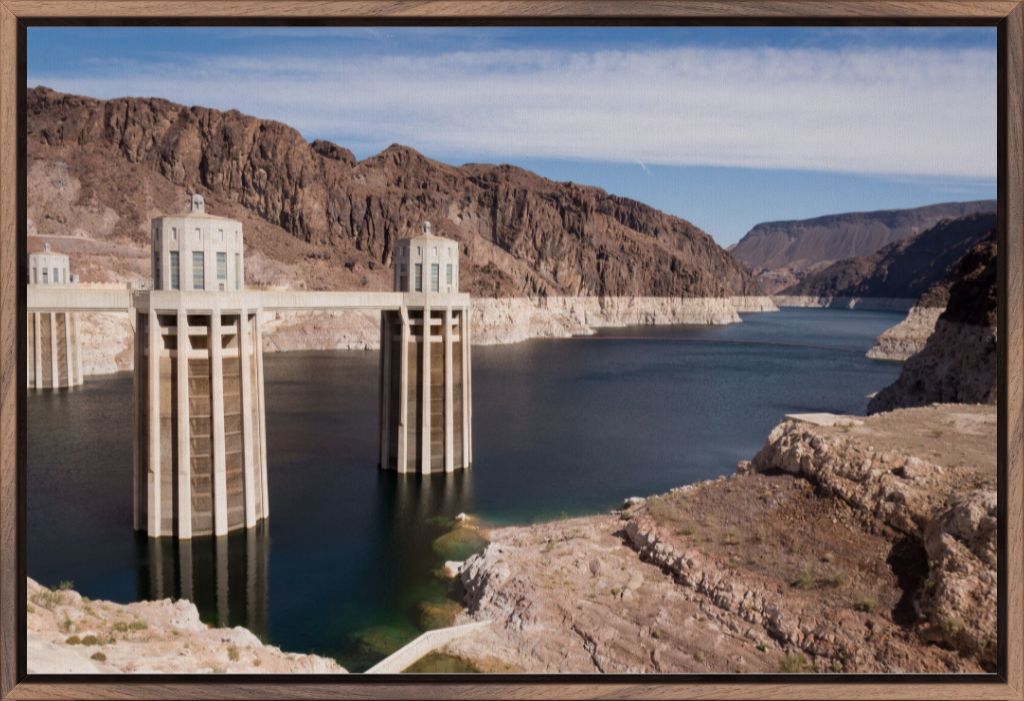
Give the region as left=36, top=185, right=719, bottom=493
left=27, top=287, right=471, bottom=313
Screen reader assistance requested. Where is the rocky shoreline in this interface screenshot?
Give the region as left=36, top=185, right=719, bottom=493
left=443, top=405, right=996, bottom=674
left=73, top=295, right=779, bottom=379
left=27, top=578, right=346, bottom=674
left=773, top=295, right=915, bottom=312
left=866, top=304, right=945, bottom=361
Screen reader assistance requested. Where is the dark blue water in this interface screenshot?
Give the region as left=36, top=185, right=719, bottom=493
left=26, top=308, right=902, bottom=670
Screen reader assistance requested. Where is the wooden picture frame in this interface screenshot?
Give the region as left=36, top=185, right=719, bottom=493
left=0, top=1, right=1021, bottom=698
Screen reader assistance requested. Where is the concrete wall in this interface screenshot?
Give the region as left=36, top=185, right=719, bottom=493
left=134, top=296, right=269, bottom=539
left=152, top=213, right=244, bottom=293
left=380, top=305, right=472, bottom=474
left=393, top=234, right=460, bottom=294
left=26, top=311, right=82, bottom=389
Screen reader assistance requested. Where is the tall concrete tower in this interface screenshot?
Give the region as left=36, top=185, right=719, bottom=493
left=134, top=194, right=268, bottom=539
left=379, top=222, right=472, bottom=473
left=27, top=244, right=83, bottom=389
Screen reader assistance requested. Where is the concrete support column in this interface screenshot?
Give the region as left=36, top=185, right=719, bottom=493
left=33, top=312, right=42, bottom=390
left=379, top=313, right=391, bottom=470
left=239, top=307, right=257, bottom=529
left=49, top=312, right=58, bottom=389
left=175, top=308, right=192, bottom=539
left=132, top=312, right=141, bottom=531
left=211, top=308, right=229, bottom=536
left=443, top=307, right=454, bottom=473
left=147, top=307, right=161, bottom=537
left=254, top=309, right=269, bottom=518
left=72, top=312, right=83, bottom=386
left=466, top=304, right=472, bottom=466
left=62, top=312, right=72, bottom=388
left=397, top=306, right=410, bottom=474
left=420, top=305, right=431, bottom=473
left=460, top=307, right=471, bottom=468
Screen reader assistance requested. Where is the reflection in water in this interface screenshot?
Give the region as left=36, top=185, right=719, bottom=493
left=138, top=524, right=269, bottom=638
left=385, top=468, right=474, bottom=530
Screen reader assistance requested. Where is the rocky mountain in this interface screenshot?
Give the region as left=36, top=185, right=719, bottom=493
left=781, top=213, right=996, bottom=300
left=26, top=86, right=760, bottom=299
left=868, top=231, right=997, bottom=413
left=732, top=201, right=995, bottom=292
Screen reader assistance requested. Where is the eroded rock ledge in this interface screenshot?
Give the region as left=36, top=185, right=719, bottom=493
left=27, top=578, right=346, bottom=674
left=446, top=404, right=995, bottom=674
left=866, top=305, right=945, bottom=362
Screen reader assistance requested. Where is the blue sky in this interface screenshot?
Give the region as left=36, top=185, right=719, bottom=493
left=27, top=27, right=996, bottom=246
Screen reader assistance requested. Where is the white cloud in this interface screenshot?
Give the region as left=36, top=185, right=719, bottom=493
left=30, top=43, right=996, bottom=178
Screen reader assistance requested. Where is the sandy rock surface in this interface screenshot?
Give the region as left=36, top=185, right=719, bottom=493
left=446, top=404, right=995, bottom=674
left=866, top=305, right=944, bottom=362
left=27, top=578, right=346, bottom=674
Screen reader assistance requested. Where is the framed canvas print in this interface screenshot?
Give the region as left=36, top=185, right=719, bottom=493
left=0, top=1, right=1021, bottom=700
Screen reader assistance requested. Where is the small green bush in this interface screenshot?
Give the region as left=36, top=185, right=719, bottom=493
left=790, top=570, right=816, bottom=589
left=853, top=598, right=877, bottom=613
left=90, top=652, right=106, bottom=662
left=80, top=634, right=99, bottom=646
left=227, top=645, right=240, bottom=662
left=821, top=570, right=846, bottom=588
left=779, top=653, right=811, bottom=673
left=65, top=635, right=82, bottom=645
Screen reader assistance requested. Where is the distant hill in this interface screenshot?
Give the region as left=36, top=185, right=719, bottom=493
left=782, top=213, right=996, bottom=300
left=732, top=201, right=996, bottom=292
left=26, top=86, right=760, bottom=299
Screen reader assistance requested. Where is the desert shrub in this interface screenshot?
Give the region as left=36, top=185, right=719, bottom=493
left=854, top=598, right=877, bottom=613
left=821, top=570, right=847, bottom=588
left=779, top=653, right=811, bottom=673
left=790, top=570, right=816, bottom=589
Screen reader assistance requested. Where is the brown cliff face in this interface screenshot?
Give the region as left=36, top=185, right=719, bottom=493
left=782, top=213, right=996, bottom=301
left=27, top=87, right=759, bottom=298
left=867, top=233, right=997, bottom=414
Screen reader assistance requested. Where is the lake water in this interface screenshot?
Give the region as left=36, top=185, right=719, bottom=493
left=27, top=307, right=903, bottom=671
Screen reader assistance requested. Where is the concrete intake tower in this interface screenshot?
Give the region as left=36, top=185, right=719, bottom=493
left=27, top=244, right=83, bottom=389
left=134, top=194, right=268, bottom=539
left=380, top=222, right=472, bottom=473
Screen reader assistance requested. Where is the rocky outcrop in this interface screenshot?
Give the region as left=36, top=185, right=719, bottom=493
left=747, top=406, right=996, bottom=669
left=915, top=490, right=997, bottom=664
left=447, top=405, right=994, bottom=674
left=868, top=234, right=996, bottom=413
left=866, top=305, right=945, bottom=362
left=732, top=201, right=995, bottom=291
left=783, top=214, right=995, bottom=300
left=27, top=578, right=346, bottom=674
left=27, top=86, right=761, bottom=299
